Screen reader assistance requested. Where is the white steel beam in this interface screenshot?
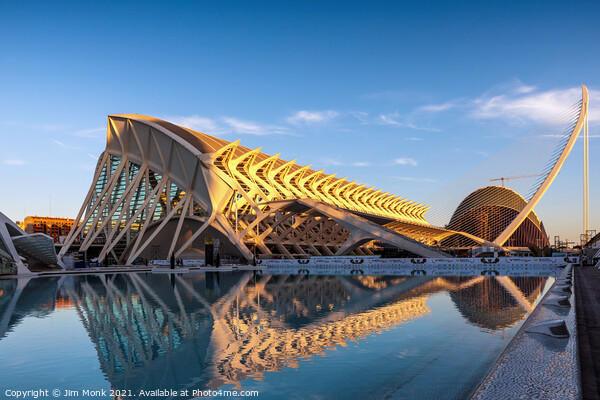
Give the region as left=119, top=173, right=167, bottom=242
left=494, top=85, right=588, bottom=245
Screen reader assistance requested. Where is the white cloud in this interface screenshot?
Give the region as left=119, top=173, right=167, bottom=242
left=471, top=87, right=581, bottom=123
left=350, top=111, right=369, bottom=124
left=513, top=84, right=537, bottom=94
left=53, top=139, right=81, bottom=150
left=319, top=158, right=371, bottom=167
left=405, top=137, right=423, bottom=141
left=320, top=157, right=344, bottom=166
left=393, top=176, right=437, bottom=182
left=418, top=102, right=456, bottom=112
left=394, top=158, right=418, bottom=167
left=378, top=112, right=441, bottom=132
left=165, top=115, right=225, bottom=135
left=409, top=81, right=599, bottom=129
left=223, top=117, right=292, bottom=136
left=223, top=118, right=262, bottom=134
left=286, top=110, right=339, bottom=124
left=164, top=115, right=295, bottom=136
left=406, top=123, right=441, bottom=132
left=4, top=159, right=26, bottom=165
left=71, top=127, right=105, bottom=138
left=475, top=150, right=490, bottom=157
left=469, top=83, right=600, bottom=125
left=378, top=113, right=403, bottom=127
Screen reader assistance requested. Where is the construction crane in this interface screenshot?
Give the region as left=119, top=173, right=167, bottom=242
left=489, top=174, right=544, bottom=187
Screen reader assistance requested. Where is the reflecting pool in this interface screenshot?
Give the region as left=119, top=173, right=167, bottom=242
left=0, top=269, right=557, bottom=399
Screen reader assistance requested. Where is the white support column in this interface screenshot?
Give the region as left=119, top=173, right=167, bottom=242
left=59, top=152, right=110, bottom=257
left=126, top=179, right=171, bottom=263
left=127, top=192, right=190, bottom=264
left=173, top=214, right=216, bottom=257
left=336, top=232, right=373, bottom=256
left=100, top=175, right=168, bottom=260
left=84, top=162, right=148, bottom=251
left=584, top=112, right=589, bottom=239
left=79, top=156, right=129, bottom=250
left=98, top=164, right=149, bottom=261
left=166, top=194, right=193, bottom=258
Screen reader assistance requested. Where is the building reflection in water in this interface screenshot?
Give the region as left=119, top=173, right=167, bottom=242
left=0, top=270, right=550, bottom=395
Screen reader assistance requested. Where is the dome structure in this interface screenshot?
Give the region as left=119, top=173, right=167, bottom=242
left=443, top=186, right=549, bottom=248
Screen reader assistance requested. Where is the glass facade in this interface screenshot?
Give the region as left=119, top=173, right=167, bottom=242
left=80, top=155, right=206, bottom=261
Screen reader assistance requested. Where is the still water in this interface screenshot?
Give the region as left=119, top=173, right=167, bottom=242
left=0, top=270, right=556, bottom=399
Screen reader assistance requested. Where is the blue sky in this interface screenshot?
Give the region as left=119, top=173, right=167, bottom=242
left=1, top=0, right=599, bottom=243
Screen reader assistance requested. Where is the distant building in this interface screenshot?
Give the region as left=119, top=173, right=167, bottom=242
left=22, top=216, right=78, bottom=244
left=0, top=211, right=65, bottom=274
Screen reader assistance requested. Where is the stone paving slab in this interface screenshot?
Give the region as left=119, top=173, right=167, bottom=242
left=471, top=265, right=580, bottom=400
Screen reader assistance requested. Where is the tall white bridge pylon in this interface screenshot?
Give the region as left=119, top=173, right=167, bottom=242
left=424, top=85, right=589, bottom=248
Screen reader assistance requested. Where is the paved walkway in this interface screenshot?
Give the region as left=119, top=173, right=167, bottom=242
left=471, top=265, right=579, bottom=399
left=575, top=266, right=600, bottom=399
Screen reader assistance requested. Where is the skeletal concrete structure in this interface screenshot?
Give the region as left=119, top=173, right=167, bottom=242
left=58, top=115, right=451, bottom=264
left=58, top=86, right=588, bottom=263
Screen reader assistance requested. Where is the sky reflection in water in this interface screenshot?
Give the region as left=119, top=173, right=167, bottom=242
left=0, top=269, right=557, bottom=399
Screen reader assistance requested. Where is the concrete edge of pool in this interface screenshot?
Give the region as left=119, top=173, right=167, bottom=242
left=470, top=264, right=580, bottom=400
left=0, top=264, right=265, bottom=279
